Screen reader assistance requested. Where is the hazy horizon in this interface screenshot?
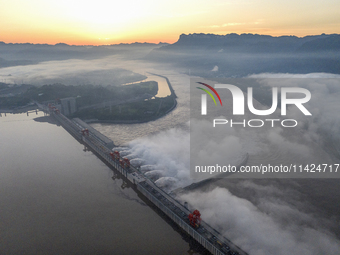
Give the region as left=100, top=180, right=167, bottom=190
left=0, top=32, right=339, bottom=46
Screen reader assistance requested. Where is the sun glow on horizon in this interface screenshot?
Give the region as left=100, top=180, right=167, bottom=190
left=1, top=0, right=340, bottom=45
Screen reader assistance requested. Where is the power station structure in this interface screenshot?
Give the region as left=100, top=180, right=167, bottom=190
left=60, top=97, right=77, bottom=116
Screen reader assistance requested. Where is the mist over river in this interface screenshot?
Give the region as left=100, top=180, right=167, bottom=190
left=92, top=68, right=340, bottom=255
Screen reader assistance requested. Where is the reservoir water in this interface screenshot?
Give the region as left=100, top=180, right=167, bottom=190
left=0, top=112, right=195, bottom=254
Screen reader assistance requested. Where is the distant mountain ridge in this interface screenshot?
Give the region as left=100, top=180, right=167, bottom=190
left=0, top=41, right=167, bottom=65
left=146, top=33, right=340, bottom=76
left=160, top=33, right=340, bottom=53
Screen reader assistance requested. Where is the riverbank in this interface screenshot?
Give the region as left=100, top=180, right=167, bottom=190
left=84, top=96, right=177, bottom=124
left=0, top=104, right=39, bottom=114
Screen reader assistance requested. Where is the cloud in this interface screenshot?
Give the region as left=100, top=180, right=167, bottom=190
left=201, top=20, right=263, bottom=29
left=123, top=73, right=340, bottom=254
left=202, top=22, right=245, bottom=28
left=211, top=65, right=218, bottom=71
left=0, top=58, right=148, bottom=86
left=179, top=186, right=340, bottom=255
left=247, top=74, right=340, bottom=161
left=249, top=73, right=340, bottom=79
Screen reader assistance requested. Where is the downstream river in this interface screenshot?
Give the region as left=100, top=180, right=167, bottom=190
left=122, top=73, right=171, bottom=98
left=92, top=69, right=190, bottom=145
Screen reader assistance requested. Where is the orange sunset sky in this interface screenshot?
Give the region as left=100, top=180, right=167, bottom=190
left=1, top=0, right=340, bottom=45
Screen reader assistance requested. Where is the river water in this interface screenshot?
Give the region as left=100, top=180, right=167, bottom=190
left=92, top=69, right=190, bottom=146
left=0, top=112, right=195, bottom=254
left=122, top=74, right=171, bottom=98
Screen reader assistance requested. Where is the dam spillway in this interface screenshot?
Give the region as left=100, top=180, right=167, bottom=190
left=37, top=102, right=248, bottom=255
